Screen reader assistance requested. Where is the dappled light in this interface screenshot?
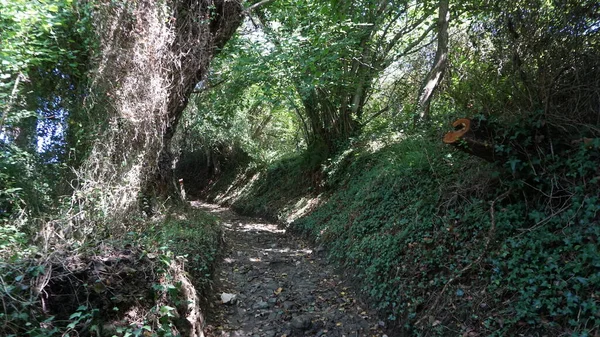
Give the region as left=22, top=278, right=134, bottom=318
left=227, top=221, right=285, bottom=234
left=195, top=203, right=386, bottom=336
left=1, top=0, right=598, bottom=336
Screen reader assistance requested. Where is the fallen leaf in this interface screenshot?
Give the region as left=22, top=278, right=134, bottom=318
left=274, top=287, right=283, bottom=295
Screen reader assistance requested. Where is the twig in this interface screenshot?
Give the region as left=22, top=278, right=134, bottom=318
left=243, top=0, right=276, bottom=14
left=515, top=197, right=572, bottom=236
left=0, top=72, right=25, bottom=130
left=0, top=274, right=21, bottom=303
left=417, top=189, right=511, bottom=325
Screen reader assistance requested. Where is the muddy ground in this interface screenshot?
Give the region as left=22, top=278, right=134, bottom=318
left=193, top=202, right=389, bottom=337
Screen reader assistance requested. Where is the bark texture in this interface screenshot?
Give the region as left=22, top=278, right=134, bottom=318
left=74, top=0, right=243, bottom=224
left=416, top=0, right=450, bottom=123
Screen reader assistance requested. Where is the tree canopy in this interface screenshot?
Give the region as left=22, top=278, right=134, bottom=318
left=1, top=0, right=599, bottom=335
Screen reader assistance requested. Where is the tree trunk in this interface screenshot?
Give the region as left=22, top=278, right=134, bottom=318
left=74, top=0, right=243, bottom=223
left=151, top=0, right=243, bottom=200
left=415, top=0, right=450, bottom=123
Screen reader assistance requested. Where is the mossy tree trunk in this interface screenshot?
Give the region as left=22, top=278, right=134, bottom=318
left=71, top=0, right=242, bottom=227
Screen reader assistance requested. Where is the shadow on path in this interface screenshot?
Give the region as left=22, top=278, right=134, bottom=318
left=192, top=202, right=388, bottom=337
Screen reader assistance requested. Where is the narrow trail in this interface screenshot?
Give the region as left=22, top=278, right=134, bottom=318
left=193, top=202, right=388, bottom=337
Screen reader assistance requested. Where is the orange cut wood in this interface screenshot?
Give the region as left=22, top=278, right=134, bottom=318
left=443, top=118, right=471, bottom=144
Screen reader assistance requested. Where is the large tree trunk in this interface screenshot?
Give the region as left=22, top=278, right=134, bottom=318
left=153, top=0, right=243, bottom=199
left=415, top=0, right=450, bottom=123
left=73, top=0, right=242, bottom=225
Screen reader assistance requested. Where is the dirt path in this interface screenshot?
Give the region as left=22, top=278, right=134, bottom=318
left=193, top=202, right=388, bottom=337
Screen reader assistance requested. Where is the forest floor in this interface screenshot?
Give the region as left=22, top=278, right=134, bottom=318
left=193, top=202, right=388, bottom=337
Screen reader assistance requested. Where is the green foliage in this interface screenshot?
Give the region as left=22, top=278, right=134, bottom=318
left=480, top=115, right=600, bottom=335
left=202, top=152, right=322, bottom=220
left=181, top=31, right=304, bottom=166
left=185, top=0, right=599, bottom=335
left=183, top=0, right=440, bottom=163
left=0, top=207, right=222, bottom=336
left=294, top=137, right=460, bottom=307
left=1, top=0, right=598, bottom=335
left=255, top=0, right=438, bottom=154
left=0, top=0, right=94, bottom=226
left=0, top=144, right=55, bottom=216
left=207, top=110, right=598, bottom=335
left=149, top=208, right=222, bottom=292
left=290, top=116, right=599, bottom=335
left=445, top=0, right=599, bottom=124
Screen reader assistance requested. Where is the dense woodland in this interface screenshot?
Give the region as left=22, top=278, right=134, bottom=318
left=1, top=0, right=599, bottom=336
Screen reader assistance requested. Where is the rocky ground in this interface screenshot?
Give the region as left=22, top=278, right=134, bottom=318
left=193, top=202, right=389, bottom=337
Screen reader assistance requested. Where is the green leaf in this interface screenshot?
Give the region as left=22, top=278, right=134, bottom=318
left=69, top=311, right=82, bottom=319
left=159, top=305, right=175, bottom=314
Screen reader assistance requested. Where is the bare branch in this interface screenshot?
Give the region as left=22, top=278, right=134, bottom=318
left=243, top=0, right=276, bottom=14
left=363, top=105, right=391, bottom=126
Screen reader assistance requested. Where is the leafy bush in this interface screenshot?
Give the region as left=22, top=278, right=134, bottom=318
left=149, top=208, right=223, bottom=294
left=0, top=0, right=93, bottom=230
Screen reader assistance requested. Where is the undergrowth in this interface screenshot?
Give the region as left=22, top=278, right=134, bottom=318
left=0, top=207, right=222, bottom=337
left=199, top=114, right=599, bottom=336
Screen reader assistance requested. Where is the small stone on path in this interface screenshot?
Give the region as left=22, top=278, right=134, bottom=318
left=291, top=314, right=312, bottom=330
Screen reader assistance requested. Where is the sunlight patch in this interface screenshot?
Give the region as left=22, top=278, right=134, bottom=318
left=237, top=222, right=285, bottom=234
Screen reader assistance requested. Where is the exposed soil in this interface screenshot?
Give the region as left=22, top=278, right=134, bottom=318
left=194, top=202, right=388, bottom=337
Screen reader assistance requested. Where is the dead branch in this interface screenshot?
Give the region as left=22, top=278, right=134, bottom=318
left=243, top=0, right=276, bottom=14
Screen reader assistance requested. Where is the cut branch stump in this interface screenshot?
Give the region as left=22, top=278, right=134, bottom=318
left=443, top=118, right=500, bottom=162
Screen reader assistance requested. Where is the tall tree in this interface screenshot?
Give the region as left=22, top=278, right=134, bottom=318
left=254, top=0, right=438, bottom=156
left=67, top=0, right=243, bottom=229
left=415, top=0, right=450, bottom=123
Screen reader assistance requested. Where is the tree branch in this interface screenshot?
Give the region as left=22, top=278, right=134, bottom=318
left=0, top=72, right=25, bottom=131
left=243, top=0, right=276, bottom=14
left=415, top=0, right=450, bottom=123
left=380, top=22, right=436, bottom=69
left=362, top=105, right=390, bottom=126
